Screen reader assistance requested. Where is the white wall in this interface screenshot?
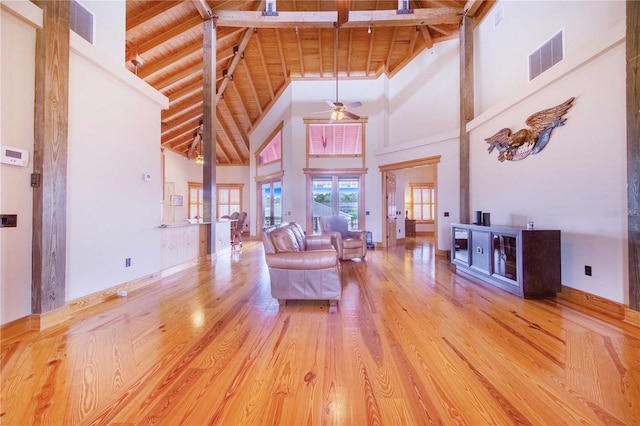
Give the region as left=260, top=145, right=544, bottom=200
left=377, top=39, right=462, bottom=250
left=475, top=1, right=625, bottom=114
left=469, top=1, right=627, bottom=303
left=163, top=149, right=202, bottom=224
left=0, top=3, right=39, bottom=324
left=67, top=41, right=166, bottom=301
left=0, top=1, right=167, bottom=323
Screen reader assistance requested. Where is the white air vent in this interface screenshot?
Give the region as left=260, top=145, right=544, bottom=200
left=70, top=0, right=94, bottom=44
left=529, top=30, right=564, bottom=81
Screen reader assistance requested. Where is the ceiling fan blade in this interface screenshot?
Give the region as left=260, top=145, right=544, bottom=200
left=309, top=110, right=330, bottom=115
left=343, top=110, right=361, bottom=120
left=345, top=101, right=362, bottom=109
left=325, top=99, right=336, bottom=108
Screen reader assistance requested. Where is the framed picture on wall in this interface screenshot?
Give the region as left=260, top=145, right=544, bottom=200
left=172, top=195, right=183, bottom=207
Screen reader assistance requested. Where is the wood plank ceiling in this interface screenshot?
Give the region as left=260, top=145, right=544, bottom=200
left=125, top=0, right=494, bottom=165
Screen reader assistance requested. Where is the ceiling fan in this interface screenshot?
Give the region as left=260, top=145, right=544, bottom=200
left=321, top=25, right=362, bottom=123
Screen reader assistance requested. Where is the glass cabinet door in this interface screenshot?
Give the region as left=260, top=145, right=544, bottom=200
left=492, top=233, right=518, bottom=283
left=452, top=227, right=469, bottom=265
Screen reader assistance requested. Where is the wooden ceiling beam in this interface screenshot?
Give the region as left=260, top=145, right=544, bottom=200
left=295, top=27, right=305, bottom=76
left=162, top=100, right=203, bottom=125
left=254, top=32, right=275, bottom=101
left=240, top=58, right=263, bottom=116
left=214, top=8, right=462, bottom=28
left=464, top=0, right=485, bottom=17
left=216, top=27, right=255, bottom=104
left=418, top=25, right=434, bottom=48
left=126, top=1, right=182, bottom=31
left=386, top=27, right=397, bottom=71
left=163, top=126, right=198, bottom=148
left=190, top=0, right=214, bottom=20
left=275, top=29, right=290, bottom=83
left=217, top=110, right=245, bottom=161
left=347, top=28, right=353, bottom=76
left=162, top=113, right=203, bottom=137
left=429, top=24, right=449, bottom=36
left=135, top=16, right=202, bottom=56
left=139, top=42, right=202, bottom=79
left=337, top=0, right=350, bottom=26
left=219, top=100, right=249, bottom=149
left=228, top=80, right=252, bottom=129
left=215, top=129, right=232, bottom=163
left=164, top=92, right=202, bottom=117
left=168, top=80, right=203, bottom=104
left=318, top=29, right=324, bottom=77
left=155, top=64, right=202, bottom=91
left=162, top=121, right=201, bottom=145
left=366, top=27, right=374, bottom=76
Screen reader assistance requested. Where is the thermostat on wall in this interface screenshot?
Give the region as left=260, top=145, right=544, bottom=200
left=1, top=145, right=29, bottom=167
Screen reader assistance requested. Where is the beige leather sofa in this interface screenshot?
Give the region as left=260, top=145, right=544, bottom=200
left=262, top=222, right=341, bottom=306
left=319, top=215, right=367, bottom=261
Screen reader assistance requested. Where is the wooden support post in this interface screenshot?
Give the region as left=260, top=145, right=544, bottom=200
left=459, top=15, right=473, bottom=224
left=203, top=18, right=217, bottom=254
left=32, top=0, right=70, bottom=314
left=628, top=1, right=640, bottom=311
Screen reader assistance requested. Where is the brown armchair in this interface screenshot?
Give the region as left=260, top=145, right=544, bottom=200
left=319, top=215, right=367, bottom=261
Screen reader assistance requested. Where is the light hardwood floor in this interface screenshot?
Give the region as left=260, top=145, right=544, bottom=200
left=1, top=237, right=639, bottom=425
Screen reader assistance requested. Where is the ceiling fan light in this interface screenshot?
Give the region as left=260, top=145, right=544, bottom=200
left=337, top=111, right=345, bottom=120
left=195, top=154, right=204, bottom=165
left=330, top=110, right=338, bottom=120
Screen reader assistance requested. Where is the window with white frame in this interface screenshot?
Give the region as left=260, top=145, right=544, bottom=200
left=411, top=183, right=435, bottom=221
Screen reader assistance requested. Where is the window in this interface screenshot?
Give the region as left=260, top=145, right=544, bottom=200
left=411, top=183, right=435, bottom=221
left=307, top=172, right=365, bottom=233
left=70, top=0, right=94, bottom=44
left=256, top=122, right=283, bottom=165
left=188, top=182, right=203, bottom=220
left=217, top=184, right=243, bottom=219
left=308, top=123, right=363, bottom=156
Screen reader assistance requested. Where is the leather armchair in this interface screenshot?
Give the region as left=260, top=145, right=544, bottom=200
left=319, top=215, right=367, bottom=261
left=262, top=222, right=341, bottom=306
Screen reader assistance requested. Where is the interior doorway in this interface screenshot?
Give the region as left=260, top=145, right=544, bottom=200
left=379, top=156, right=441, bottom=249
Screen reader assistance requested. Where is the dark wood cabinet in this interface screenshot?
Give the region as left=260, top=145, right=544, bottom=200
left=405, top=219, right=416, bottom=237
left=451, top=224, right=561, bottom=298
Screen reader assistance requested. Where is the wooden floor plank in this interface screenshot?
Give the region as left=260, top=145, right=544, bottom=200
left=1, top=237, right=639, bottom=425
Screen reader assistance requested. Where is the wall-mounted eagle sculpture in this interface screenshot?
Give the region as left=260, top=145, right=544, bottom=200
left=485, top=97, right=575, bottom=162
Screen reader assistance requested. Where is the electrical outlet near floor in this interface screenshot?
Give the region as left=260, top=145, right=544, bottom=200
left=585, top=265, right=592, bottom=276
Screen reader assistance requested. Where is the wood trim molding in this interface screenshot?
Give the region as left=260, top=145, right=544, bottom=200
left=378, top=155, right=441, bottom=172
left=303, top=167, right=368, bottom=175
left=556, top=286, right=640, bottom=330
left=254, top=170, right=284, bottom=183
left=1, top=256, right=216, bottom=339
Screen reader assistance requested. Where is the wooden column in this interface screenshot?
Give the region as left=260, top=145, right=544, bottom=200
left=32, top=0, right=70, bottom=314
left=203, top=18, right=217, bottom=254
left=459, top=15, right=474, bottom=224
left=628, top=1, right=640, bottom=311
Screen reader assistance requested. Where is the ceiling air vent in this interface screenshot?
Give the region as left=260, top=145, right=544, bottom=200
left=70, top=0, right=94, bottom=44
left=529, top=30, right=563, bottom=81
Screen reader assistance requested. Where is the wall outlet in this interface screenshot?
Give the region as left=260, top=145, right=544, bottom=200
left=585, top=265, right=592, bottom=276
left=125, top=257, right=131, bottom=267
left=444, top=211, right=449, bottom=217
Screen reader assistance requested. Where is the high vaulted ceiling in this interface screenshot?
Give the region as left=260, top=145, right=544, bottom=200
left=125, top=0, right=494, bottom=165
